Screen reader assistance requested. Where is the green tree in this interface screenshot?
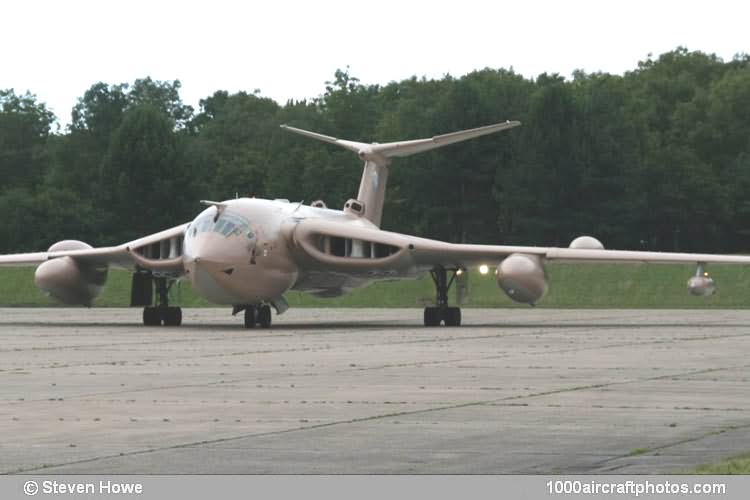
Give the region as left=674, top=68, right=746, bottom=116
left=190, top=91, right=280, bottom=200
left=70, top=82, right=129, bottom=137
left=0, top=89, right=56, bottom=189
left=128, top=77, right=194, bottom=129
left=505, top=73, right=581, bottom=246
left=100, top=105, right=188, bottom=242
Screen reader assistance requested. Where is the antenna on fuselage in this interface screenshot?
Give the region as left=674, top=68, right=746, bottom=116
left=200, top=199, right=228, bottom=222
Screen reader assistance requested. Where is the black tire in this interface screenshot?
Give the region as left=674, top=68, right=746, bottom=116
left=161, top=308, right=171, bottom=326
left=143, top=307, right=161, bottom=326
left=163, top=307, right=182, bottom=327
left=244, top=306, right=257, bottom=329
left=444, top=307, right=462, bottom=327
left=257, top=305, right=272, bottom=328
left=423, top=307, right=440, bottom=327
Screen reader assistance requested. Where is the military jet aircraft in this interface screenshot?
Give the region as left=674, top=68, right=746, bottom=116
left=0, top=120, right=746, bottom=328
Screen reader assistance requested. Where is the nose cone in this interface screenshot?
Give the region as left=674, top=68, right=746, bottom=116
left=184, top=232, right=248, bottom=304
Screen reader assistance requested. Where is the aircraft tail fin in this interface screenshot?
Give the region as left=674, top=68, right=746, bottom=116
left=280, top=120, right=521, bottom=227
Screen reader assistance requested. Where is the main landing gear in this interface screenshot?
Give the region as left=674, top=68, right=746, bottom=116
left=138, top=276, right=182, bottom=327
left=234, top=304, right=273, bottom=329
left=424, top=266, right=462, bottom=327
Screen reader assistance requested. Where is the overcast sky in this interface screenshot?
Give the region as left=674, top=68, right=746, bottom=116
left=3, top=0, right=748, bottom=127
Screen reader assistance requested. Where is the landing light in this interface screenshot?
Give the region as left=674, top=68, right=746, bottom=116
left=479, top=264, right=489, bottom=275
left=456, top=269, right=464, bottom=276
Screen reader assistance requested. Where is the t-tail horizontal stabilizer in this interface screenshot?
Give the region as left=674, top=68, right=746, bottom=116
left=280, top=120, right=521, bottom=227
left=280, top=120, right=521, bottom=161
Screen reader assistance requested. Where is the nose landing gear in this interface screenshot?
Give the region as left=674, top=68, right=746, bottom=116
left=237, top=304, right=273, bottom=328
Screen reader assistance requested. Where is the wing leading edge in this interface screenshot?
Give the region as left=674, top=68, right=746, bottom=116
left=287, top=219, right=750, bottom=273
left=0, top=223, right=189, bottom=274
left=410, top=242, right=750, bottom=268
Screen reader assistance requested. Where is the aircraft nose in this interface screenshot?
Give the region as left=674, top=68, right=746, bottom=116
left=184, top=233, right=235, bottom=273
left=185, top=228, right=218, bottom=259
left=184, top=233, right=246, bottom=303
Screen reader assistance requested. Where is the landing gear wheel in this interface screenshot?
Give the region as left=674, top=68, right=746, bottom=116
left=257, top=305, right=272, bottom=328
left=423, top=307, right=441, bottom=327
left=143, top=307, right=161, bottom=326
left=143, top=307, right=182, bottom=326
left=444, top=307, right=461, bottom=326
left=244, top=306, right=257, bottom=329
left=141, top=277, right=182, bottom=327
left=424, top=267, right=463, bottom=327
left=163, top=307, right=182, bottom=327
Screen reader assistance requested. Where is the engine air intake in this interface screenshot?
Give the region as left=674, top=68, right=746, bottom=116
left=314, top=235, right=399, bottom=259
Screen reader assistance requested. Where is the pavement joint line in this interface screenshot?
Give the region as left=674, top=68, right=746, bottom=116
left=4, top=326, right=749, bottom=375
left=591, top=422, right=750, bottom=473
left=11, top=360, right=750, bottom=474
left=5, top=335, right=750, bottom=406
left=2, top=319, right=748, bottom=355
left=338, top=333, right=750, bottom=374
left=0, top=379, right=248, bottom=407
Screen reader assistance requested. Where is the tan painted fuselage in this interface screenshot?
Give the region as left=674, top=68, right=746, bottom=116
left=182, top=198, right=379, bottom=305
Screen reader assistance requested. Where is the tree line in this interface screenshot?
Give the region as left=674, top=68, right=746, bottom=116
left=1, top=47, right=749, bottom=254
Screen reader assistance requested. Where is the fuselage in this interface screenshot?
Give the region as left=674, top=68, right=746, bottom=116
left=182, top=198, right=375, bottom=305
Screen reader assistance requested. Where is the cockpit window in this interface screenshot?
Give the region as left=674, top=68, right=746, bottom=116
left=220, top=221, right=236, bottom=236
left=190, top=211, right=253, bottom=239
